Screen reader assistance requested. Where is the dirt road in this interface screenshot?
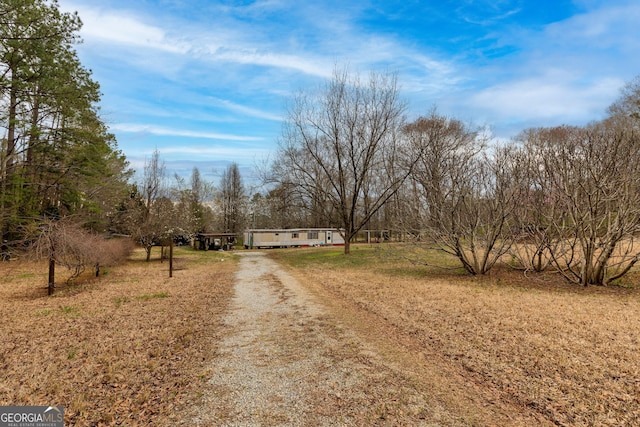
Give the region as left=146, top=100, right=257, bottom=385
left=191, top=251, right=458, bottom=426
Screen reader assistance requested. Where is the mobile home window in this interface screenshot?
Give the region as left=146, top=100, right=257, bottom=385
left=292, top=233, right=299, bottom=239
left=307, top=231, right=318, bottom=239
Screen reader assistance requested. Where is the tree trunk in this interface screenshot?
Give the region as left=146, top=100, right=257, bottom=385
left=1, top=65, right=19, bottom=245
left=48, top=250, right=56, bottom=296
left=343, top=239, right=351, bottom=255
left=6, top=65, right=18, bottom=178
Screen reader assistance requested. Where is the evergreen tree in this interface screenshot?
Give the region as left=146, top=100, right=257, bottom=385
left=0, top=0, right=129, bottom=252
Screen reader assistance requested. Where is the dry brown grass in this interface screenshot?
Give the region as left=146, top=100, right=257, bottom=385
left=274, top=245, right=640, bottom=426
left=5, top=241, right=640, bottom=425
left=0, top=246, right=235, bottom=426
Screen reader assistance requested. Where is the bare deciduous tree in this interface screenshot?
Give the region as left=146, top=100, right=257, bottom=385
left=173, top=167, right=215, bottom=237
left=110, top=150, right=177, bottom=261
left=396, top=113, right=518, bottom=275
left=136, top=150, right=168, bottom=261
left=218, top=163, right=246, bottom=233
left=400, top=112, right=482, bottom=234
left=508, top=127, right=574, bottom=273
left=521, top=123, right=640, bottom=285
left=607, top=76, right=640, bottom=125
left=275, top=67, right=410, bottom=254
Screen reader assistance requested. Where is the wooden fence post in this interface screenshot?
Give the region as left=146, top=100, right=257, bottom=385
left=48, top=246, right=55, bottom=296
left=169, top=238, right=174, bottom=278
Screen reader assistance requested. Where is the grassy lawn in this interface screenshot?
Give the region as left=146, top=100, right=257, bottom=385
left=271, top=243, right=640, bottom=426
left=0, top=246, right=236, bottom=426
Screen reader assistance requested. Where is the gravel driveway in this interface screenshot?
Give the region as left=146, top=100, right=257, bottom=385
left=190, top=251, right=442, bottom=426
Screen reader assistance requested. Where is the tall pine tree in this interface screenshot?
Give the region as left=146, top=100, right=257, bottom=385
left=0, top=0, right=129, bottom=251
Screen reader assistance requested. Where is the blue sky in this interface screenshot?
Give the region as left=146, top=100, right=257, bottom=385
left=58, top=0, right=640, bottom=187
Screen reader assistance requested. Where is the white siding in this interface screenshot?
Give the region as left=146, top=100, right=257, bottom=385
left=243, top=228, right=345, bottom=248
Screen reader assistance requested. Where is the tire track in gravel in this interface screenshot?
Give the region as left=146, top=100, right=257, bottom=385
left=190, top=251, right=461, bottom=426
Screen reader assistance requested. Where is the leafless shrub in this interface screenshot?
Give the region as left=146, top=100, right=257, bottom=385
left=32, top=220, right=133, bottom=285
left=92, top=237, right=135, bottom=274
left=517, top=124, right=640, bottom=285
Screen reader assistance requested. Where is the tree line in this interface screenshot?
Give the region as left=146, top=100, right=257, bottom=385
left=108, top=150, right=248, bottom=261
left=267, top=68, right=640, bottom=286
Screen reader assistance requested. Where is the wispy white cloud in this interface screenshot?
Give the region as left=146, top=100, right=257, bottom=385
left=125, top=146, right=271, bottom=173
left=212, top=49, right=333, bottom=78
left=64, top=1, right=337, bottom=80
left=544, top=1, right=640, bottom=46
left=215, top=0, right=292, bottom=19
left=158, top=145, right=270, bottom=157
left=209, top=98, right=284, bottom=121
left=58, top=0, right=639, bottom=178
left=399, top=52, right=463, bottom=97
left=457, top=0, right=522, bottom=26
left=102, top=98, right=237, bottom=124
left=111, top=123, right=264, bottom=141
left=468, top=75, right=623, bottom=122
left=68, top=4, right=190, bottom=54
left=451, top=1, right=640, bottom=134
left=79, top=1, right=452, bottom=82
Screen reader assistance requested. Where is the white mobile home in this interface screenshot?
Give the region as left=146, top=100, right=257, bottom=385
left=243, top=228, right=345, bottom=249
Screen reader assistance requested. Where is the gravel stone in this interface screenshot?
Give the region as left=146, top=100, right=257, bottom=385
left=190, top=251, right=436, bottom=426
